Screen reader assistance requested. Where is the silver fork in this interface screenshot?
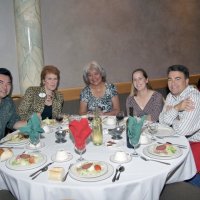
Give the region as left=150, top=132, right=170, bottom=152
left=32, top=166, right=48, bottom=180
left=139, top=155, right=171, bottom=165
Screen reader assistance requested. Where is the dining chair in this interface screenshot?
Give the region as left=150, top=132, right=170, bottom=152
left=0, top=190, right=17, bottom=200
left=160, top=182, right=200, bottom=200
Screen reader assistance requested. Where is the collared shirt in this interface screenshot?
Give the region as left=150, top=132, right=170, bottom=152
left=159, top=86, right=200, bottom=142
left=0, top=96, right=20, bottom=139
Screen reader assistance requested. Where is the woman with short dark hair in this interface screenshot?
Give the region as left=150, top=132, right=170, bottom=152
left=79, top=61, right=120, bottom=115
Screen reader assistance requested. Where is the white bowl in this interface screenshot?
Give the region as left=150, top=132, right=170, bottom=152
left=106, top=117, right=116, bottom=126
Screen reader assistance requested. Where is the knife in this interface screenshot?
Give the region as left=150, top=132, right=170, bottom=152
left=0, top=146, right=24, bottom=149
left=0, top=139, right=12, bottom=145
left=62, top=163, right=73, bottom=182
left=29, top=162, right=54, bottom=177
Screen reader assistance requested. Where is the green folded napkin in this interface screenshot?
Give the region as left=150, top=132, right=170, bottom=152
left=127, top=115, right=146, bottom=146
left=19, top=113, right=44, bottom=137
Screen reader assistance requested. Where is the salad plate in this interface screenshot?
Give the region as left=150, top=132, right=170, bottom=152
left=143, top=144, right=183, bottom=160
left=6, top=152, right=47, bottom=171
left=69, top=161, right=114, bottom=182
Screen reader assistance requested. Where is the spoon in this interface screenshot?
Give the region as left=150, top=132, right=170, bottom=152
left=112, top=165, right=121, bottom=182
left=115, top=166, right=125, bottom=181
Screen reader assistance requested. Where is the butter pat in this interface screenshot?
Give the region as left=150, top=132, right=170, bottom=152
left=48, top=167, right=65, bottom=181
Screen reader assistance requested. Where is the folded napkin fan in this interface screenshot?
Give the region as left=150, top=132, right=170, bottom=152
left=127, top=115, right=146, bottom=145
left=19, top=113, right=44, bottom=137
left=69, top=118, right=92, bottom=149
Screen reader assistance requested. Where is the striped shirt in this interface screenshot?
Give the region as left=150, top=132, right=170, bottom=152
left=159, top=86, right=200, bottom=142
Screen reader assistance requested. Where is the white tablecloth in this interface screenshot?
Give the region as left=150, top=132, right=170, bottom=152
left=0, top=126, right=196, bottom=200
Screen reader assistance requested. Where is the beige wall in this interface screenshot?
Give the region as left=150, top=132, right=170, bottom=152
left=1, top=0, right=200, bottom=94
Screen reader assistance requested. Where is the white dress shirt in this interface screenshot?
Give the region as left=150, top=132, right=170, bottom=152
left=159, top=86, right=200, bottom=142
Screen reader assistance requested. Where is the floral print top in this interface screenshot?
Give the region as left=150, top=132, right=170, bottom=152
left=80, top=83, right=118, bottom=113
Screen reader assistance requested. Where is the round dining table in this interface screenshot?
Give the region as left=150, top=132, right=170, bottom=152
left=0, top=122, right=197, bottom=200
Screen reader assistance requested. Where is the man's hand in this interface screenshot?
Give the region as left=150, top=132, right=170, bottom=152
left=174, top=97, right=195, bottom=112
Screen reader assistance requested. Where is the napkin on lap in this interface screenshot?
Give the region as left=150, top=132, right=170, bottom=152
left=69, top=118, right=91, bottom=148
left=19, top=113, right=44, bottom=137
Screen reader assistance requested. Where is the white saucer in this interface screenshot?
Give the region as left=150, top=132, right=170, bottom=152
left=26, top=141, right=45, bottom=150
left=110, top=154, right=132, bottom=164
left=51, top=152, right=73, bottom=162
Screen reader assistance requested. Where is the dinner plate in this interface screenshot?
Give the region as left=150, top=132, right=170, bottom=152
left=69, top=161, right=114, bottom=182
left=110, top=154, right=132, bottom=164
left=143, top=144, right=183, bottom=160
left=51, top=152, right=73, bottom=163
left=6, top=152, right=47, bottom=171
left=0, top=130, right=29, bottom=146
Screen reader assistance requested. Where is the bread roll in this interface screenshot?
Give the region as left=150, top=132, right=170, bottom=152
left=0, top=148, right=13, bottom=161
left=48, top=167, right=65, bottom=181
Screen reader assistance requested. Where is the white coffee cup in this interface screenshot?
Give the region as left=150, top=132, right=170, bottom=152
left=114, top=151, right=129, bottom=162
left=55, top=149, right=68, bottom=161
left=106, top=117, right=116, bottom=125
left=140, top=134, right=151, bottom=145
left=43, top=125, right=51, bottom=133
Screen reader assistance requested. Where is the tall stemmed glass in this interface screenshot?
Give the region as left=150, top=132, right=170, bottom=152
left=74, top=141, right=86, bottom=162
left=129, top=136, right=140, bottom=156
left=55, top=114, right=64, bottom=130
left=116, top=111, right=125, bottom=127
left=87, top=111, right=94, bottom=127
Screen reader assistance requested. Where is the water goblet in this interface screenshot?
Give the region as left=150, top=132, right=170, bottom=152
left=116, top=111, right=125, bottom=126
left=129, top=135, right=140, bottom=156
left=74, top=142, right=86, bottom=162
left=55, top=114, right=64, bottom=123
left=87, top=111, right=94, bottom=127
left=55, top=114, right=64, bottom=129
left=147, top=122, right=158, bottom=140
left=29, top=134, right=40, bottom=149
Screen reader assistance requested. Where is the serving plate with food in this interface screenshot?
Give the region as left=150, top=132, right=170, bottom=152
left=143, top=143, right=183, bottom=160
left=0, top=131, right=29, bottom=146
left=69, top=161, right=114, bottom=182
left=42, top=118, right=56, bottom=126
left=6, top=152, right=47, bottom=171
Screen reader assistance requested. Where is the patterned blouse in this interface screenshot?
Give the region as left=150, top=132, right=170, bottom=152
left=126, top=91, right=164, bottom=122
left=80, top=83, right=118, bottom=113
left=0, top=96, right=20, bottom=139
left=18, top=86, right=64, bottom=120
